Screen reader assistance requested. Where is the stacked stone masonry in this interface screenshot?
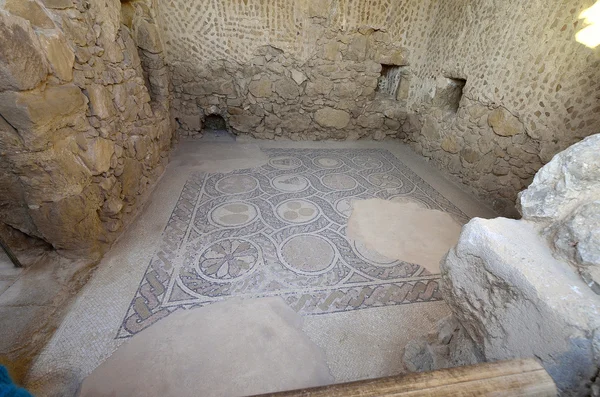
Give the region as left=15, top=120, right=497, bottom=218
left=160, top=0, right=600, bottom=216
left=0, top=0, right=173, bottom=258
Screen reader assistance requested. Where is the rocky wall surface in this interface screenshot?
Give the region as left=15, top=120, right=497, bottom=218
left=403, top=0, right=600, bottom=215
left=166, top=11, right=411, bottom=141
left=404, top=135, right=600, bottom=396
left=0, top=0, right=173, bottom=259
left=159, top=0, right=600, bottom=216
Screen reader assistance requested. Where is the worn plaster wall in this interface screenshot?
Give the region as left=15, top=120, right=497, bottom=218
left=0, top=0, right=174, bottom=259
left=405, top=0, right=600, bottom=214
left=159, top=0, right=600, bottom=215
left=161, top=0, right=417, bottom=141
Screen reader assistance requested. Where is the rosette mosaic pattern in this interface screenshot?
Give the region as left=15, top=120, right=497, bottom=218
left=119, top=149, right=468, bottom=337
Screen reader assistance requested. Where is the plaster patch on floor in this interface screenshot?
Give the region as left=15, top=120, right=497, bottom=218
left=80, top=298, right=333, bottom=397
left=347, top=198, right=463, bottom=273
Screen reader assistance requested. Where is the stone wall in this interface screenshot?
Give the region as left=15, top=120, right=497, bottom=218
left=163, top=1, right=411, bottom=141
left=0, top=0, right=173, bottom=259
left=404, top=0, right=600, bottom=215
left=159, top=0, right=600, bottom=216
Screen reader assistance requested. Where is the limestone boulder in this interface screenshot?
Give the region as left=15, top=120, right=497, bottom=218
left=120, top=158, right=143, bottom=199
left=10, top=140, right=92, bottom=204
left=248, top=78, right=273, bottom=98
left=229, top=113, right=263, bottom=133
left=518, top=134, right=600, bottom=222
left=274, top=77, right=301, bottom=100
left=279, top=113, right=311, bottom=134
left=4, top=0, right=55, bottom=29
left=39, top=0, right=73, bottom=9
left=549, top=201, right=600, bottom=291
left=290, top=69, right=307, bottom=85
left=0, top=11, right=49, bottom=91
left=78, top=138, right=115, bottom=175
left=314, top=107, right=350, bottom=129
left=441, top=217, right=600, bottom=396
left=38, top=32, right=75, bottom=82
left=86, top=84, right=115, bottom=120
left=488, top=107, right=524, bottom=137
left=133, top=18, right=163, bottom=54
left=29, top=184, right=106, bottom=257
left=0, top=85, right=87, bottom=151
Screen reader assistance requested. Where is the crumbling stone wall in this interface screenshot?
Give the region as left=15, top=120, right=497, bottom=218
left=160, top=0, right=600, bottom=216
left=402, top=0, right=600, bottom=215
left=163, top=1, right=410, bottom=141
left=0, top=0, right=173, bottom=259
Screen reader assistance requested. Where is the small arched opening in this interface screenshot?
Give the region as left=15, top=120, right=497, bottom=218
left=202, top=114, right=235, bottom=141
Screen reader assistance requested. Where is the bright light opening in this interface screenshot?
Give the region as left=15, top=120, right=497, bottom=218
left=576, top=1, right=600, bottom=48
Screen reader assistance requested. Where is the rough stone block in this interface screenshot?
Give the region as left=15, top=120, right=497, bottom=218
left=0, top=12, right=48, bottom=91
left=314, top=107, right=350, bottom=129
left=78, top=138, right=115, bottom=175
left=4, top=0, right=55, bottom=29
left=488, top=107, right=524, bottom=137
left=518, top=134, right=600, bottom=222
left=0, top=85, right=86, bottom=151
left=133, top=18, right=163, bottom=54
left=248, top=78, right=273, bottom=98
left=442, top=217, right=600, bottom=395
left=38, top=32, right=75, bottom=82
left=86, top=84, right=115, bottom=120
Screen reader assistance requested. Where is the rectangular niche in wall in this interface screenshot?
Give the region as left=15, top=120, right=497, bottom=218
left=434, top=77, right=466, bottom=113
left=376, top=65, right=406, bottom=99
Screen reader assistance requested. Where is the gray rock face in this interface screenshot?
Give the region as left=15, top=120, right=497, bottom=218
left=518, top=134, right=600, bottom=223
left=441, top=217, right=600, bottom=396
left=518, top=134, right=600, bottom=291
left=549, top=201, right=600, bottom=292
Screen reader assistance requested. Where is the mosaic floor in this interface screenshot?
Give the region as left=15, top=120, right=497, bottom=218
left=119, top=148, right=468, bottom=337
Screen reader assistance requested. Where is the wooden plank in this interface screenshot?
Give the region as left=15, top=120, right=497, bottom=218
left=249, top=359, right=557, bottom=397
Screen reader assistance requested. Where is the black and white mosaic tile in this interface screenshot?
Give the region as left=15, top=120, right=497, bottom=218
left=119, top=149, right=468, bottom=337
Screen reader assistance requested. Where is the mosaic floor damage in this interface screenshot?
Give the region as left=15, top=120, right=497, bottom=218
left=120, top=148, right=468, bottom=337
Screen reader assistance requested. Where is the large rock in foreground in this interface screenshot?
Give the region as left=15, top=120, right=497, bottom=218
left=441, top=217, right=600, bottom=396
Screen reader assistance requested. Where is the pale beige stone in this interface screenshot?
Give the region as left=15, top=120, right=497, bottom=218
left=488, top=107, right=523, bottom=137
left=274, top=77, right=300, bottom=99
left=133, top=18, right=163, bottom=54
left=86, top=84, right=115, bottom=120
left=4, top=0, right=55, bottom=29
left=248, top=78, right=273, bottom=98
left=314, top=107, right=350, bottom=129
left=0, top=12, right=48, bottom=91
left=39, top=0, right=73, bottom=9
left=441, top=136, right=460, bottom=154
left=38, top=32, right=75, bottom=82
left=0, top=85, right=86, bottom=151
left=78, top=138, right=115, bottom=175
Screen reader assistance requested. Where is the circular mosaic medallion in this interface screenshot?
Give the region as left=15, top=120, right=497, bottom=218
left=197, top=239, right=259, bottom=280
left=368, top=173, right=404, bottom=189
left=313, top=157, right=342, bottom=169
left=210, top=202, right=258, bottom=227
left=272, top=175, right=309, bottom=192
left=322, top=174, right=357, bottom=190
left=353, top=156, right=383, bottom=169
left=334, top=198, right=354, bottom=217
left=276, top=199, right=319, bottom=224
left=353, top=239, right=397, bottom=266
left=281, top=235, right=335, bottom=273
left=269, top=156, right=302, bottom=170
left=216, top=175, right=258, bottom=194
